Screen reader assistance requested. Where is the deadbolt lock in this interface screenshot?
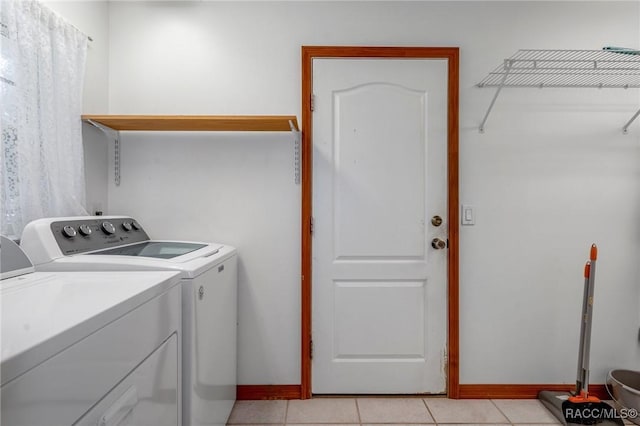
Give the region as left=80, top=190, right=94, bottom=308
left=431, top=238, right=447, bottom=250
left=431, top=215, right=443, bottom=227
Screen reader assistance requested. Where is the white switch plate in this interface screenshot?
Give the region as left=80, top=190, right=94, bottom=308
left=461, top=204, right=475, bottom=225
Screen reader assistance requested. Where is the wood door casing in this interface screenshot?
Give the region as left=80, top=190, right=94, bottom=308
left=301, top=46, right=459, bottom=399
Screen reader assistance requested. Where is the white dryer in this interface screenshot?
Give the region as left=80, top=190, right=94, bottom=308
left=1, top=236, right=182, bottom=426
left=20, top=216, right=238, bottom=426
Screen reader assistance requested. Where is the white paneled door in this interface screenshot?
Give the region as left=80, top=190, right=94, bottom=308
left=312, top=59, right=449, bottom=394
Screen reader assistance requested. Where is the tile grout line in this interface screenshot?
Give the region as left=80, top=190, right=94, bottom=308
left=489, top=398, right=516, bottom=426
left=284, top=399, right=289, bottom=425
left=355, top=397, right=362, bottom=424
left=421, top=397, right=437, bottom=424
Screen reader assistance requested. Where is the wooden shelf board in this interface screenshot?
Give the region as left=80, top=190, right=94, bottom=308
left=82, top=115, right=299, bottom=132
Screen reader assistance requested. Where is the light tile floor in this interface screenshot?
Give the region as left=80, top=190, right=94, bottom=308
left=227, top=397, right=570, bottom=425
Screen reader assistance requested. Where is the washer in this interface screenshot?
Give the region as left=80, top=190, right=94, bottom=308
left=20, top=216, right=238, bottom=426
left=1, top=236, right=182, bottom=426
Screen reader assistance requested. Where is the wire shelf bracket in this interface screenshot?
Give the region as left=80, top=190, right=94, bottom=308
left=623, top=108, right=640, bottom=134
left=477, top=49, right=640, bottom=133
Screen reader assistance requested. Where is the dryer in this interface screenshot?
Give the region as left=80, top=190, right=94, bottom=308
left=1, top=236, right=182, bottom=426
left=20, top=216, right=238, bottom=426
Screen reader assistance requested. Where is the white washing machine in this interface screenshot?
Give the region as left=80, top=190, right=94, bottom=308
left=20, top=216, right=238, bottom=426
left=1, top=236, right=182, bottom=426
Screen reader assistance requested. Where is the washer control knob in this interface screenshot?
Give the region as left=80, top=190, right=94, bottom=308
left=101, top=221, right=116, bottom=235
left=122, top=222, right=133, bottom=232
left=62, top=225, right=77, bottom=238
left=78, top=224, right=92, bottom=236
left=131, top=221, right=140, bottom=231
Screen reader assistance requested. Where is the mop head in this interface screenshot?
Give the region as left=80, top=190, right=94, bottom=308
left=562, top=400, right=619, bottom=425
left=602, top=46, right=640, bottom=55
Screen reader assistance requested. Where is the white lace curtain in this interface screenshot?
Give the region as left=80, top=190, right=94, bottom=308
left=1, top=0, right=88, bottom=239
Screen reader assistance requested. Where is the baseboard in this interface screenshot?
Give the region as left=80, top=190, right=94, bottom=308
left=237, top=383, right=609, bottom=400
left=237, top=385, right=302, bottom=400
left=458, top=384, right=609, bottom=399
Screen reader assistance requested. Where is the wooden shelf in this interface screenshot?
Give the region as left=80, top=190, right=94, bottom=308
left=81, top=115, right=299, bottom=132
left=82, top=114, right=302, bottom=186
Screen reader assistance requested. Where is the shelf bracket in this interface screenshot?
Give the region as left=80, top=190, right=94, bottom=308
left=290, top=120, right=301, bottom=185
left=479, top=60, right=512, bottom=133
left=623, top=108, right=640, bottom=134
left=85, top=119, right=121, bottom=186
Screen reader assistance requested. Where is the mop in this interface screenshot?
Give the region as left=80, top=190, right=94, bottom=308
left=538, top=244, right=624, bottom=425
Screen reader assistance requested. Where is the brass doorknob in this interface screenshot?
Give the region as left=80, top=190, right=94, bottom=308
left=431, top=238, right=447, bottom=250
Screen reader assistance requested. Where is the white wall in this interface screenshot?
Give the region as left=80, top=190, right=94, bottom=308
left=42, top=0, right=110, bottom=215
left=104, top=1, right=640, bottom=386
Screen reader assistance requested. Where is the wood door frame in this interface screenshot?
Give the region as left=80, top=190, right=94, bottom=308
left=301, top=46, right=460, bottom=399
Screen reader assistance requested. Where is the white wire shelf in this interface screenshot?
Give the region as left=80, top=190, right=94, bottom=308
left=476, top=49, right=640, bottom=133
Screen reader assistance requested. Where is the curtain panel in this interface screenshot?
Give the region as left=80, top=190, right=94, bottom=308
left=1, top=0, right=88, bottom=239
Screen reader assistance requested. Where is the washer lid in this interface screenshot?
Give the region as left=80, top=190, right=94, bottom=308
left=88, top=241, right=210, bottom=259
left=1, top=236, right=34, bottom=280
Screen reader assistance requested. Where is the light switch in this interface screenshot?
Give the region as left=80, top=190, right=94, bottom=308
left=462, top=204, right=475, bottom=226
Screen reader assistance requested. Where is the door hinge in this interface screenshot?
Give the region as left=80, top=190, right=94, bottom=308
left=310, top=217, right=314, bottom=235
left=310, top=340, right=314, bottom=359
left=311, top=94, right=316, bottom=112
